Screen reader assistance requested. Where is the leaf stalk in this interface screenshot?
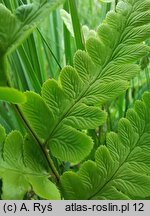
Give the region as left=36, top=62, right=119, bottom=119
left=0, top=55, right=60, bottom=183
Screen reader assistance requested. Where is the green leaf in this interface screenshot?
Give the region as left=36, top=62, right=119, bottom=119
left=60, top=172, right=86, bottom=200
left=64, top=103, right=107, bottom=129
left=0, top=127, right=60, bottom=200
left=60, top=9, right=74, bottom=37
left=0, top=0, right=65, bottom=55
left=28, top=176, right=60, bottom=200
left=49, top=125, right=93, bottom=163
left=83, top=80, right=129, bottom=105
left=0, top=4, right=18, bottom=54
left=99, top=63, right=140, bottom=81
left=20, top=92, right=55, bottom=141
left=2, top=172, right=29, bottom=200
left=74, top=50, right=98, bottom=83
left=60, top=66, right=83, bottom=100
left=20, top=0, right=150, bottom=164
left=113, top=44, right=150, bottom=64
left=15, top=3, right=34, bottom=22
left=41, top=79, right=68, bottom=118
left=86, top=37, right=109, bottom=66
left=0, top=87, right=26, bottom=104
left=61, top=92, right=150, bottom=200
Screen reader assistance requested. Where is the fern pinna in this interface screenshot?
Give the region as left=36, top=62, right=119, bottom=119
left=61, top=92, right=150, bottom=199
left=0, top=0, right=150, bottom=199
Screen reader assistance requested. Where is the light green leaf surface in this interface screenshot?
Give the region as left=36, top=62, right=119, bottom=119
left=61, top=92, right=150, bottom=200
left=0, top=126, right=60, bottom=200
left=60, top=66, right=83, bottom=100
left=49, top=125, right=93, bottom=163
left=0, top=0, right=65, bottom=55
left=21, top=0, right=150, bottom=163
left=0, top=87, right=26, bottom=104
left=20, top=92, right=55, bottom=141
left=60, top=9, right=74, bottom=37
left=64, top=103, right=107, bottom=129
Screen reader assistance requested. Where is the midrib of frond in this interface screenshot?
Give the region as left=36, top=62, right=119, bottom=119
left=45, top=3, right=135, bottom=145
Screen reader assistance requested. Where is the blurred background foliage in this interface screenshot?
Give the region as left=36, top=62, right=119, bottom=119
left=0, top=0, right=149, bottom=148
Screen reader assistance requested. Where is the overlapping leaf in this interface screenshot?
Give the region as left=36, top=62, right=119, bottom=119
left=20, top=0, right=150, bottom=163
left=0, top=87, right=26, bottom=104
left=61, top=92, right=150, bottom=200
left=0, top=125, right=60, bottom=200
left=0, top=0, right=65, bottom=55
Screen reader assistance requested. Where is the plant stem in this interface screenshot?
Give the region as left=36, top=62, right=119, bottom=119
left=14, top=105, right=60, bottom=182
left=1, top=55, right=60, bottom=183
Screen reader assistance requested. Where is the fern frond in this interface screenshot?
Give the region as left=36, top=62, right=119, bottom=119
left=20, top=0, right=150, bottom=163
left=61, top=92, right=150, bottom=200
left=0, top=125, right=60, bottom=200
left=0, top=0, right=65, bottom=86
left=0, top=0, right=65, bottom=55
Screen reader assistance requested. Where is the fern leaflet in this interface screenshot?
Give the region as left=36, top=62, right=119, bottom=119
left=61, top=92, right=150, bottom=200
left=0, top=126, right=60, bottom=199
left=20, top=0, right=150, bottom=163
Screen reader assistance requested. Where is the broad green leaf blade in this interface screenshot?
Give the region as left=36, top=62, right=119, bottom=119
left=0, top=129, right=31, bottom=199
left=60, top=66, right=83, bottom=100
left=24, top=135, right=60, bottom=200
left=41, top=80, right=102, bottom=162
left=126, top=109, right=145, bottom=135
left=118, top=118, right=139, bottom=148
left=113, top=44, right=150, bottom=64
left=0, top=4, right=18, bottom=54
left=61, top=92, right=150, bottom=200
left=99, top=63, right=140, bottom=81
left=0, top=126, right=60, bottom=200
left=20, top=92, right=54, bottom=141
left=121, top=25, right=150, bottom=45
left=20, top=0, right=150, bottom=164
left=3, top=131, right=24, bottom=168
left=64, top=103, right=107, bottom=129
left=15, top=3, right=34, bottom=22
left=83, top=80, right=129, bottom=105
left=41, top=79, right=68, bottom=118
left=28, top=176, right=60, bottom=200
left=0, top=0, right=65, bottom=55
left=86, top=37, right=109, bottom=66
left=0, top=87, right=26, bottom=104
left=74, top=50, right=98, bottom=83
left=2, top=173, right=29, bottom=200
left=24, top=135, right=49, bottom=173
left=60, top=172, right=86, bottom=200
left=16, top=0, right=65, bottom=26
left=49, top=125, right=93, bottom=163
